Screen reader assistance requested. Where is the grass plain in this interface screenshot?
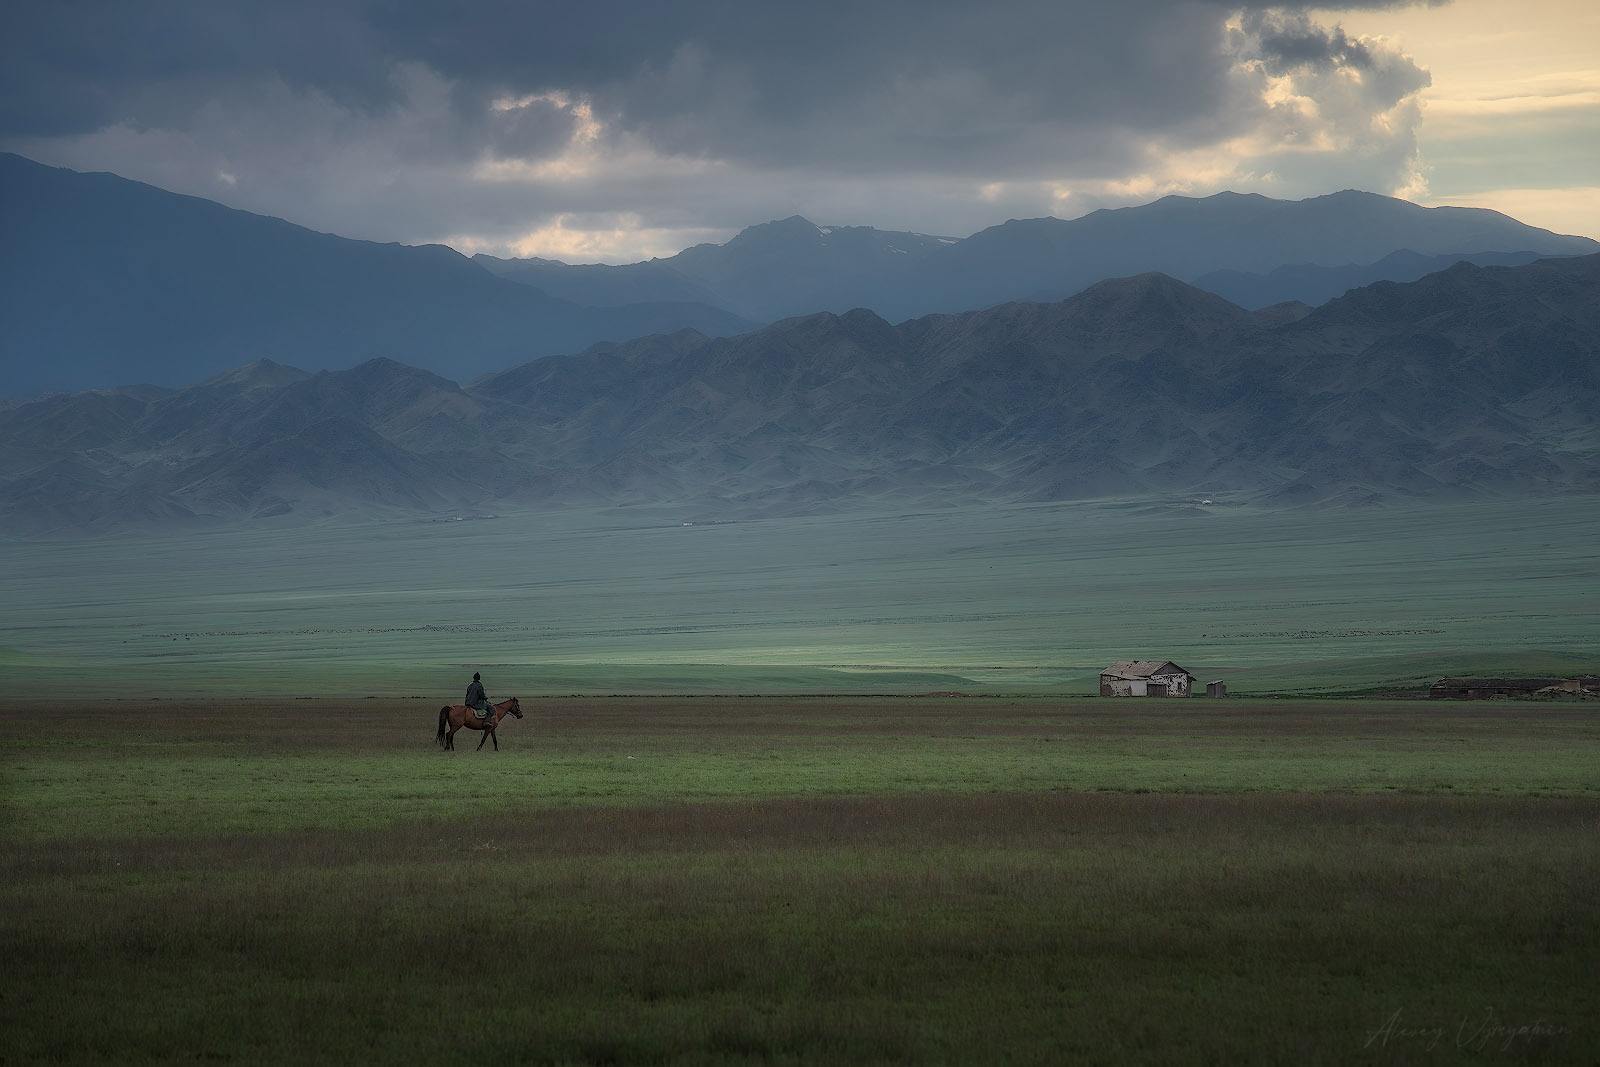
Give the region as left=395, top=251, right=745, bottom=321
left=2, top=497, right=1597, bottom=1062
left=2, top=495, right=1596, bottom=697
left=3, top=697, right=1598, bottom=1064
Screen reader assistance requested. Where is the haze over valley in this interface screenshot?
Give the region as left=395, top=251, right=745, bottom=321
left=4, top=148, right=1596, bottom=700
left=4, top=157, right=1594, bottom=701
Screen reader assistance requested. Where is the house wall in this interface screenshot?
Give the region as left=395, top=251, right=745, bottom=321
left=1100, top=673, right=1191, bottom=697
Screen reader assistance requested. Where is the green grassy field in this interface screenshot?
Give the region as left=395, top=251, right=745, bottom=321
left=2, top=496, right=1596, bottom=697
left=4, top=697, right=1597, bottom=1064
left=2, top=497, right=1596, bottom=1060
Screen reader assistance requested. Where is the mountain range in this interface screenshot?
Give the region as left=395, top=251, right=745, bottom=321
left=474, top=194, right=1597, bottom=322
left=4, top=151, right=1595, bottom=399
left=4, top=253, right=1596, bottom=535
left=0, top=153, right=755, bottom=398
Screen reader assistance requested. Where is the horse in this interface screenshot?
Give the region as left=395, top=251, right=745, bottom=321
left=436, top=697, right=523, bottom=751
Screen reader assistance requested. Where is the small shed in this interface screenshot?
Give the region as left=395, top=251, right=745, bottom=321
left=1205, top=680, right=1228, bottom=699
left=1100, top=660, right=1195, bottom=698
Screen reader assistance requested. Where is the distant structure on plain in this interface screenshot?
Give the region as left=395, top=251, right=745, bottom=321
left=1429, top=676, right=1599, bottom=700
left=1100, top=661, right=1197, bottom=698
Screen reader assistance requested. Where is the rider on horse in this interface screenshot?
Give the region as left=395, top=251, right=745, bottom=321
left=465, top=672, right=492, bottom=721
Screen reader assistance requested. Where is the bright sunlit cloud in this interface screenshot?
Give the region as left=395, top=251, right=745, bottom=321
left=442, top=213, right=727, bottom=264
left=1318, top=0, right=1599, bottom=237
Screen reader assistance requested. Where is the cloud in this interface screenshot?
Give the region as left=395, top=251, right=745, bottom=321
left=0, top=0, right=1452, bottom=260
left=1218, top=10, right=1434, bottom=197
left=1245, top=10, right=1378, bottom=69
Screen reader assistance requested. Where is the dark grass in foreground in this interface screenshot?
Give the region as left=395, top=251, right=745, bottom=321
left=7, top=698, right=1597, bottom=843
left=3, top=699, right=1598, bottom=1064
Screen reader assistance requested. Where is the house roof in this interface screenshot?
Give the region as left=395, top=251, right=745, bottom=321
left=1102, top=660, right=1192, bottom=679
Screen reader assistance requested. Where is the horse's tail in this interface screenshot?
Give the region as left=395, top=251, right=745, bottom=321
left=437, top=706, right=449, bottom=746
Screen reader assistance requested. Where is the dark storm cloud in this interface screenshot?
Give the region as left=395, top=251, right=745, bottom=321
left=0, top=1, right=393, bottom=136
left=0, top=0, right=1446, bottom=255
left=1, top=1, right=1415, bottom=160
left=1245, top=11, right=1379, bottom=70
left=390, top=1, right=1234, bottom=157
left=484, top=94, right=585, bottom=159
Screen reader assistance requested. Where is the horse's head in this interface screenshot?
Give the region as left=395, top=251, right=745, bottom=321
left=506, top=697, right=523, bottom=718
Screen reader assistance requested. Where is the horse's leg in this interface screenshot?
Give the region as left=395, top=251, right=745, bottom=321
left=490, top=729, right=499, bottom=752
left=476, top=727, right=490, bottom=752
left=446, top=723, right=458, bottom=751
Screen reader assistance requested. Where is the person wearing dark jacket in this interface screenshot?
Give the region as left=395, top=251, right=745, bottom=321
left=465, top=672, right=491, bottom=720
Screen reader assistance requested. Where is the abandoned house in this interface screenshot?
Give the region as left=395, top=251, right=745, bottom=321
left=1100, top=661, right=1196, bottom=697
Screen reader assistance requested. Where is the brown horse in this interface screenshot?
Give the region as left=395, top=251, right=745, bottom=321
left=436, top=697, right=523, bottom=751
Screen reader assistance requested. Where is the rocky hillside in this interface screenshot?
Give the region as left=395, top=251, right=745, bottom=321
left=3, top=255, right=1596, bottom=534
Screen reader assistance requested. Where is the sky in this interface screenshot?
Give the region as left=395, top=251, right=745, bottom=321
left=2, top=0, right=1595, bottom=263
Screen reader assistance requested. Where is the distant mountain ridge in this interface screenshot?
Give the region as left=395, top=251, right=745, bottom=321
left=475, top=217, right=961, bottom=320
left=0, top=153, right=755, bottom=398
left=1192, top=249, right=1558, bottom=309
left=4, top=254, right=1596, bottom=534
left=476, top=190, right=1597, bottom=322
left=5, top=152, right=1594, bottom=400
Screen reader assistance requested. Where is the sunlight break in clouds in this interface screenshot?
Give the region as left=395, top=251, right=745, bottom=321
left=1216, top=11, right=1432, bottom=198
left=442, top=212, right=720, bottom=264
left=989, top=11, right=1435, bottom=221
left=1, top=0, right=1593, bottom=258
left=482, top=90, right=602, bottom=181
